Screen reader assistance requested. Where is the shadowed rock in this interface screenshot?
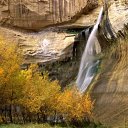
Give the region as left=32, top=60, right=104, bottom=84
left=90, top=0, right=128, bottom=127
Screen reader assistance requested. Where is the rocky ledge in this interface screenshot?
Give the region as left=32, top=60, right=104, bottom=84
left=1, top=0, right=128, bottom=65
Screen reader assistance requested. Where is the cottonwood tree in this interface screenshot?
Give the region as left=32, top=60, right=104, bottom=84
left=0, top=36, right=94, bottom=124
left=0, top=37, right=23, bottom=122
left=54, top=87, right=94, bottom=123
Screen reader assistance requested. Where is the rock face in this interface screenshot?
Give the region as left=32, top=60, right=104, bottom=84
left=0, top=27, right=75, bottom=64
left=0, top=26, right=84, bottom=86
left=109, top=0, right=128, bottom=33
left=1, top=1, right=128, bottom=127
left=90, top=0, right=128, bottom=127
left=92, top=38, right=128, bottom=127
left=0, top=0, right=98, bottom=30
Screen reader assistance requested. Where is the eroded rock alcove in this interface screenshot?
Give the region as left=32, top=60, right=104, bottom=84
left=1, top=0, right=128, bottom=127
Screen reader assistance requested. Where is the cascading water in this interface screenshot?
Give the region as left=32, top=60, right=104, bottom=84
left=76, top=7, right=103, bottom=93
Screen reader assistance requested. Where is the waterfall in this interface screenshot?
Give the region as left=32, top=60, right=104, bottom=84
left=76, top=7, right=103, bottom=93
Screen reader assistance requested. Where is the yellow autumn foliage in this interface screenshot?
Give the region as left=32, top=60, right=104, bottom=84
left=19, top=64, right=61, bottom=113
left=0, top=36, right=94, bottom=123
left=0, top=37, right=22, bottom=105
left=55, top=87, right=94, bottom=121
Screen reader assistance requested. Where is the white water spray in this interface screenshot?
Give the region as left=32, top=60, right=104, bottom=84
left=76, top=7, right=103, bottom=93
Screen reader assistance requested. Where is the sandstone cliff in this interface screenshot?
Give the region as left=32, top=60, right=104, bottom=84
left=0, top=0, right=98, bottom=30
left=1, top=0, right=128, bottom=127
left=91, top=1, right=128, bottom=127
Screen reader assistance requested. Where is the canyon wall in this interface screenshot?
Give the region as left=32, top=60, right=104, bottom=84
left=91, top=1, right=128, bottom=127
left=92, top=38, right=128, bottom=127
left=0, top=0, right=98, bottom=30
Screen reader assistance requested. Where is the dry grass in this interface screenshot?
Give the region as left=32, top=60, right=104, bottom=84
left=0, top=124, right=68, bottom=128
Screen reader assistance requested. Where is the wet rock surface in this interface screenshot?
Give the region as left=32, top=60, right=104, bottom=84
left=91, top=38, right=128, bottom=127
left=91, top=0, right=128, bottom=127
